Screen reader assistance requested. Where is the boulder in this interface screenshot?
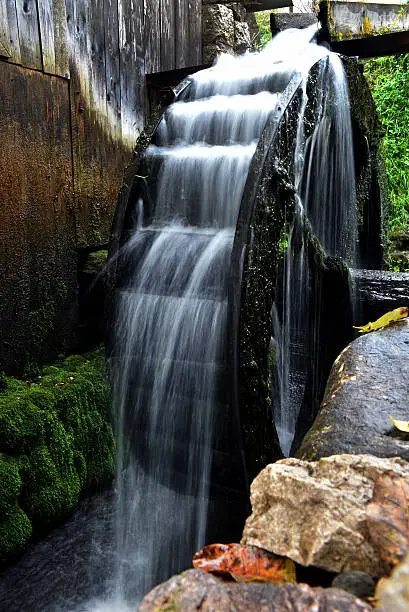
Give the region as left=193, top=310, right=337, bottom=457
left=377, top=552, right=409, bottom=612
left=202, top=4, right=235, bottom=64
left=138, top=568, right=372, bottom=611
left=241, top=454, right=409, bottom=576
left=297, top=320, right=409, bottom=462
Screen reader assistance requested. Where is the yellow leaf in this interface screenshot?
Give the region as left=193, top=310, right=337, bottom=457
left=390, top=416, right=409, bottom=433
left=353, top=307, right=408, bottom=333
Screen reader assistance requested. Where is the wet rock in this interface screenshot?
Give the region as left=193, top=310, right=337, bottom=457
left=377, top=551, right=409, bottom=612
left=297, top=320, right=409, bottom=462
left=241, top=454, right=409, bottom=576
left=138, top=568, right=372, bottom=611
left=332, top=571, right=375, bottom=601
left=234, top=21, right=251, bottom=54
left=202, top=4, right=235, bottom=64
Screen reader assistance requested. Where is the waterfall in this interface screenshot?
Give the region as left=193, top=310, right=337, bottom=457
left=105, top=26, right=336, bottom=607
left=272, top=53, right=357, bottom=456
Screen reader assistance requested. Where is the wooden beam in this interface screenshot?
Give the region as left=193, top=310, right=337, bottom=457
left=244, top=0, right=292, bottom=12
left=146, top=63, right=208, bottom=89
left=331, top=30, right=409, bottom=58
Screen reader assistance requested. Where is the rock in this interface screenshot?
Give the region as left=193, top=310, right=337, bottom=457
left=234, top=21, right=251, bottom=54
left=241, top=454, right=409, bottom=576
left=377, top=552, right=409, bottom=612
left=332, top=571, right=375, bottom=601
left=138, top=568, right=372, bottom=611
left=296, top=320, right=409, bottom=461
left=202, top=4, right=235, bottom=64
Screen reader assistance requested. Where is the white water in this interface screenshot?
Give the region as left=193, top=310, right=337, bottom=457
left=81, top=25, right=356, bottom=608
left=272, top=52, right=357, bottom=456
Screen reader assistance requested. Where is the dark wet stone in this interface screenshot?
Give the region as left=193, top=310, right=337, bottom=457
left=139, top=568, right=373, bottom=611
left=297, top=320, right=409, bottom=461
left=332, top=571, right=376, bottom=600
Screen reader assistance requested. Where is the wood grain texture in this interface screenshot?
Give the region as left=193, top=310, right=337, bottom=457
left=145, top=0, right=160, bottom=74
left=15, top=0, right=42, bottom=69
left=175, top=0, right=189, bottom=68
left=119, top=0, right=145, bottom=145
left=187, top=0, right=202, bottom=67
left=5, top=0, right=21, bottom=62
left=52, top=0, right=69, bottom=77
left=104, top=0, right=121, bottom=140
left=160, top=0, right=175, bottom=72
left=38, top=0, right=56, bottom=73
left=0, top=0, right=11, bottom=57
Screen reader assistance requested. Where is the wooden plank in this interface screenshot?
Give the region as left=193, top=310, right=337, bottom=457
left=160, top=0, right=175, bottom=72
left=0, top=0, right=12, bottom=57
left=5, top=0, right=21, bottom=62
left=87, top=0, right=106, bottom=119
left=38, top=0, right=56, bottom=73
left=15, top=0, right=42, bottom=69
left=187, top=0, right=202, bottom=67
left=119, top=0, right=145, bottom=146
left=52, top=0, right=69, bottom=77
left=175, top=0, right=189, bottom=68
left=104, top=0, right=121, bottom=140
left=244, top=0, right=292, bottom=10
left=145, top=0, right=160, bottom=73
left=0, top=62, right=77, bottom=373
left=331, top=30, right=409, bottom=58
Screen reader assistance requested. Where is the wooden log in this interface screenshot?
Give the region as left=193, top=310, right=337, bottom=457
left=37, top=0, right=56, bottom=73
left=160, top=0, right=175, bottom=72
left=15, top=0, right=42, bottom=69
left=5, top=0, right=21, bottom=62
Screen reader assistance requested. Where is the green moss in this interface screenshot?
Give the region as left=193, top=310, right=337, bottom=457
left=0, top=346, right=115, bottom=566
left=0, top=454, right=21, bottom=513
left=84, top=250, right=108, bottom=275
left=0, top=505, right=32, bottom=565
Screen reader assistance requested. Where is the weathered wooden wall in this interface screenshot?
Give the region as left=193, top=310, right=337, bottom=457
left=0, top=0, right=202, bottom=373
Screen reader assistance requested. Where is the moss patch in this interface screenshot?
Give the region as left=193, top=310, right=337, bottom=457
left=0, top=346, right=115, bottom=566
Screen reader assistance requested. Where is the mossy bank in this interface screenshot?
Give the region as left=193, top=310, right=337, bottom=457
left=0, top=347, right=115, bottom=567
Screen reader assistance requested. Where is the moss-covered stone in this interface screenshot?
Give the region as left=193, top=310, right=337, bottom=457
left=0, top=346, right=115, bottom=566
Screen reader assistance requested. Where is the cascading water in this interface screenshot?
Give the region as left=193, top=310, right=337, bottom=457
left=271, top=52, right=357, bottom=456
left=107, top=26, right=337, bottom=608
left=0, top=26, right=361, bottom=612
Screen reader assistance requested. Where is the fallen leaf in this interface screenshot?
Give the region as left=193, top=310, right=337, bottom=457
left=353, top=306, right=408, bottom=333
left=389, top=416, right=409, bottom=433
left=193, top=543, right=296, bottom=584
left=366, top=471, right=409, bottom=573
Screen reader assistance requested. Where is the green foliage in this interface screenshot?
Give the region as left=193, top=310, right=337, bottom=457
left=363, top=55, right=409, bottom=232
left=255, top=11, right=273, bottom=49
left=0, top=347, right=115, bottom=566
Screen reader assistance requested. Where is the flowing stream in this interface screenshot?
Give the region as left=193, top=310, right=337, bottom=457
left=0, top=26, right=358, bottom=611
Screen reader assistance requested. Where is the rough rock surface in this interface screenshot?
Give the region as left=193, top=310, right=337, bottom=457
left=377, top=552, right=409, bottom=612
left=297, top=320, right=409, bottom=461
left=138, top=568, right=372, bottom=611
left=241, top=454, right=409, bottom=576
left=202, top=3, right=250, bottom=64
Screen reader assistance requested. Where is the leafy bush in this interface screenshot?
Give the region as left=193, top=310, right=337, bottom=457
left=255, top=11, right=273, bottom=48
left=364, top=54, right=409, bottom=232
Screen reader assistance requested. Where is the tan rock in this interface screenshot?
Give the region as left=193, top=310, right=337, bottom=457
left=377, top=552, right=409, bottom=612
left=138, top=568, right=372, bottom=611
left=241, top=454, right=409, bottom=576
